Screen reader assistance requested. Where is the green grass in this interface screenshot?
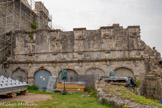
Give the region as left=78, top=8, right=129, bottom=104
left=105, top=86, right=162, bottom=107
left=0, top=90, right=114, bottom=108
left=27, top=85, right=38, bottom=90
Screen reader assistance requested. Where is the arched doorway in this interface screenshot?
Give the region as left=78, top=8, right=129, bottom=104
left=85, top=68, right=104, bottom=78
left=34, top=70, right=52, bottom=90
left=114, top=67, right=134, bottom=77
left=12, top=68, right=28, bottom=82
left=85, top=68, right=105, bottom=88
left=58, top=69, right=78, bottom=82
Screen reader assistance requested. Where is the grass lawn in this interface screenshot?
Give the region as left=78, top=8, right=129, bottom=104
left=1, top=90, right=114, bottom=108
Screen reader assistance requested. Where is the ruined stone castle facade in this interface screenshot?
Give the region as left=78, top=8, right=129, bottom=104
left=1, top=24, right=161, bottom=85
left=0, top=1, right=161, bottom=93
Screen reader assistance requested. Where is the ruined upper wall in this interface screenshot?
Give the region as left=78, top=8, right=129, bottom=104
left=12, top=24, right=161, bottom=62
left=49, top=24, right=141, bottom=52
left=0, top=0, right=51, bottom=34
left=0, top=0, right=36, bottom=33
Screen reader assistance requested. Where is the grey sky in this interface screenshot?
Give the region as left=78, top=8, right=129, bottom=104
left=35, top=0, right=162, bottom=55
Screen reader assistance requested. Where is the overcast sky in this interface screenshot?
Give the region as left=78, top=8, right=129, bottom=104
left=35, top=0, right=162, bottom=55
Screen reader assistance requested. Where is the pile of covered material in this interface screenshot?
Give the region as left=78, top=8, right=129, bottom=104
left=0, top=75, right=28, bottom=95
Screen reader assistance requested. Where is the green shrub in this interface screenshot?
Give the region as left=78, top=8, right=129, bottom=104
left=27, top=85, right=38, bottom=90
left=85, top=88, right=97, bottom=97
left=141, top=55, right=144, bottom=58
left=31, top=22, right=38, bottom=29
left=135, top=79, right=141, bottom=87
left=2, top=57, right=7, bottom=63
left=28, top=32, right=33, bottom=39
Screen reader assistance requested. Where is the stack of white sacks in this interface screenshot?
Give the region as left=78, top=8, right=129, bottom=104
left=0, top=75, right=27, bottom=89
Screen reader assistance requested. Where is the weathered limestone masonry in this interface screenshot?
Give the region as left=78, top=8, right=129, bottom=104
left=141, top=66, right=162, bottom=100
left=1, top=24, right=161, bottom=86
left=0, top=0, right=51, bottom=61
left=0, top=0, right=51, bottom=33
left=0, top=0, right=36, bottom=33
left=0, top=0, right=35, bottom=60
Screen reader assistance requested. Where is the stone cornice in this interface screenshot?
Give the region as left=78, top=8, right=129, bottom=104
left=14, top=49, right=144, bottom=55
left=9, top=58, right=145, bottom=64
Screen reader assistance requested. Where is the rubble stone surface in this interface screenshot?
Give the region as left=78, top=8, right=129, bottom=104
left=95, top=80, right=161, bottom=108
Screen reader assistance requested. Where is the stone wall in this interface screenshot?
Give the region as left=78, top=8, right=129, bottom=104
left=0, top=0, right=36, bottom=61
left=0, top=0, right=51, bottom=61
left=0, top=0, right=36, bottom=33
left=35, top=1, right=51, bottom=29
left=13, top=24, right=160, bottom=60
left=1, top=24, right=160, bottom=85
left=6, top=60, right=146, bottom=85
left=141, top=68, right=162, bottom=100
left=0, top=0, right=50, bottom=33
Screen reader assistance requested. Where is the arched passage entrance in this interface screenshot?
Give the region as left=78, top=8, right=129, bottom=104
left=84, top=68, right=105, bottom=88
left=114, top=67, right=134, bottom=77
left=12, top=68, right=28, bottom=82
left=34, top=70, right=52, bottom=90
left=85, top=68, right=105, bottom=78
left=58, top=69, right=78, bottom=82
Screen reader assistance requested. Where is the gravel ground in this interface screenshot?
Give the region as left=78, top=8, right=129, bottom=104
left=0, top=93, right=52, bottom=104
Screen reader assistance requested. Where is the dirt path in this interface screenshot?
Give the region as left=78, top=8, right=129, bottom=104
left=0, top=93, right=52, bottom=104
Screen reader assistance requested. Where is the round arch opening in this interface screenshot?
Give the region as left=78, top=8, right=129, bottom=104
left=85, top=68, right=105, bottom=77
left=84, top=68, right=105, bottom=88
left=114, top=67, right=134, bottom=77
left=58, top=69, right=78, bottom=82
left=34, top=70, right=52, bottom=90
left=12, top=68, right=28, bottom=83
